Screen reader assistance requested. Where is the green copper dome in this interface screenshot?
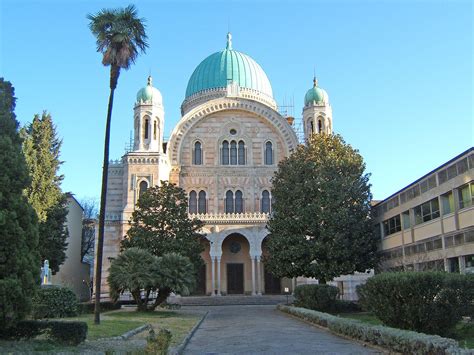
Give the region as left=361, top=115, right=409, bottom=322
left=185, top=33, right=273, bottom=99
left=304, top=78, right=328, bottom=106
left=137, top=76, right=162, bottom=104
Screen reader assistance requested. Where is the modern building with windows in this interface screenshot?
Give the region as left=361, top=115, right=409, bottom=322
left=98, top=33, right=334, bottom=299
left=374, top=148, right=474, bottom=273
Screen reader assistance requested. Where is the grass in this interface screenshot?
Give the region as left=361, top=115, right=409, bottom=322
left=106, top=309, right=201, bottom=346
left=340, top=312, right=474, bottom=349
left=0, top=307, right=201, bottom=353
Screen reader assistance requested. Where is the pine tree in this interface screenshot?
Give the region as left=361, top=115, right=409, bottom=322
left=22, top=112, right=68, bottom=273
left=0, top=78, right=40, bottom=330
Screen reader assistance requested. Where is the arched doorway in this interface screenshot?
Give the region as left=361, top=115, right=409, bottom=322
left=221, top=233, right=251, bottom=295
left=261, top=238, right=281, bottom=294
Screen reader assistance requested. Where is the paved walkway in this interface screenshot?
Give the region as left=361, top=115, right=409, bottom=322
left=183, top=305, right=380, bottom=354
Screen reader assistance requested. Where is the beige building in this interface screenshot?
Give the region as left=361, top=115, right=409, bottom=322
left=374, top=148, right=474, bottom=273
left=97, top=33, right=335, bottom=299
left=52, top=195, right=91, bottom=301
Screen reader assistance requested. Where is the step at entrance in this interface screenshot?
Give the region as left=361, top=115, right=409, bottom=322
left=167, top=295, right=294, bottom=306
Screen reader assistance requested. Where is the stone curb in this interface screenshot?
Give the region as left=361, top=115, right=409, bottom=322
left=101, top=323, right=152, bottom=341
left=168, top=311, right=209, bottom=355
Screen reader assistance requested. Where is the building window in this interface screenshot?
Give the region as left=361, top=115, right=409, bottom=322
left=139, top=181, right=148, bottom=198
left=318, top=119, right=323, bottom=133
left=383, top=215, right=401, bottom=236
left=238, top=141, right=245, bottom=165
left=235, top=190, right=243, bottom=213
left=310, top=121, right=314, bottom=134
left=144, top=118, right=149, bottom=139
left=222, top=140, right=245, bottom=165
left=402, top=210, right=410, bottom=230
left=458, top=183, right=474, bottom=209
left=189, top=191, right=197, bottom=214
left=441, top=191, right=454, bottom=215
left=414, top=198, right=440, bottom=225
left=261, top=190, right=271, bottom=213
left=222, top=141, right=229, bottom=165
left=225, top=190, right=234, bottom=213
left=264, top=142, right=273, bottom=165
left=153, top=121, right=157, bottom=140
left=193, top=141, right=202, bottom=165
left=198, top=190, right=206, bottom=214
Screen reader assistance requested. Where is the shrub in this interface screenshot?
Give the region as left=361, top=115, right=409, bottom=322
left=1, top=320, right=87, bottom=345
left=333, top=300, right=362, bottom=313
left=78, top=301, right=121, bottom=314
left=278, top=305, right=464, bottom=354
left=145, top=328, right=172, bottom=354
left=32, top=287, right=78, bottom=319
left=294, top=284, right=339, bottom=312
left=357, top=272, right=473, bottom=336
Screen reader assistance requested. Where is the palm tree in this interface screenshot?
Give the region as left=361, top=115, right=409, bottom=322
left=87, top=4, right=148, bottom=324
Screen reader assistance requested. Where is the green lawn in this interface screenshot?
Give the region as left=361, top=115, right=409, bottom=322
left=339, top=312, right=474, bottom=349
left=0, top=307, right=201, bottom=353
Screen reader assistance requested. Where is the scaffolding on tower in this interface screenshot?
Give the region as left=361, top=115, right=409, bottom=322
left=277, top=96, right=304, bottom=144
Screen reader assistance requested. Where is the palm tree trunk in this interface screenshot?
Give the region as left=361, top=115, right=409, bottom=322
left=151, top=287, right=171, bottom=310
left=94, top=65, right=120, bottom=325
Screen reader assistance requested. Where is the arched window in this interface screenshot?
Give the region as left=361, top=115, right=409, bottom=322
left=310, top=121, right=314, bottom=134
left=264, top=141, right=273, bottom=165
left=222, top=140, right=229, bottom=165
left=144, top=118, right=149, bottom=139
left=189, top=191, right=197, bottom=214
left=261, top=190, right=271, bottom=213
left=235, top=190, right=243, bottom=213
left=198, top=190, right=206, bottom=214
left=139, top=181, right=148, bottom=198
left=318, top=119, right=323, bottom=133
left=225, top=190, right=234, bottom=213
left=193, top=141, right=202, bottom=165
left=238, top=141, right=245, bottom=165
left=153, top=121, right=157, bottom=140
left=230, top=141, right=237, bottom=165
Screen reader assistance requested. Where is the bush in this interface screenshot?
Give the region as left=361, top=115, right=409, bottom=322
left=294, top=284, right=339, bottom=312
left=32, top=287, right=78, bottom=319
left=146, top=328, right=172, bottom=354
left=333, top=300, right=362, bottom=313
left=1, top=320, right=87, bottom=345
left=278, top=305, right=464, bottom=354
left=357, top=272, right=473, bottom=336
left=78, top=301, right=121, bottom=314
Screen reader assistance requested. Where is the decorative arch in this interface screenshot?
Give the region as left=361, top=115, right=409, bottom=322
left=168, top=98, right=299, bottom=165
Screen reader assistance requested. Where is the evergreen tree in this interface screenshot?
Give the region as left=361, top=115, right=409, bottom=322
left=0, top=78, right=40, bottom=330
left=266, top=134, right=378, bottom=283
left=22, top=112, right=68, bottom=273
left=121, top=181, right=205, bottom=274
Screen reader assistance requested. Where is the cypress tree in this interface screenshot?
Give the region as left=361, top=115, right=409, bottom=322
left=22, top=112, right=68, bottom=273
left=0, top=78, right=40, bottom=330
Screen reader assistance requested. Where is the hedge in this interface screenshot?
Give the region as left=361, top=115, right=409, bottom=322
left=357, top=272, right=474, bottom=336
left=2, top=320, right=87, bottom=345
left=278, top=305, right=469, bottom=354
left=78, top=301, right=121, bottom=314
left=32, top=287, right=78, bottom=319
left=293, top=284, right=339, bottom=312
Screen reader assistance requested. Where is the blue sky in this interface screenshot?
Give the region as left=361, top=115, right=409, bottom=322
left=1, top=0, right=472, bottom=202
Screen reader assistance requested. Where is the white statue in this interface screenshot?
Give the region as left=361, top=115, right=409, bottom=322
left=41, top=260, right=52, bottom=285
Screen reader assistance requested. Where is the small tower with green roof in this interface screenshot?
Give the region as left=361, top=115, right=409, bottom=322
left=134, top=75, right=164, bottom=152
left=302, top=77, right=333, bottom=141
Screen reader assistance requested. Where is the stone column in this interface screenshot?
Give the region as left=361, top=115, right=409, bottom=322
left=459, top=255, right=466, bottom=274
left=211, top=257, right=216, bottom=296
left=251, top=256, right=256, bottom=295
left=257, top=256, right=262, bottom=295
left=217, top=257, right=222, bottom=296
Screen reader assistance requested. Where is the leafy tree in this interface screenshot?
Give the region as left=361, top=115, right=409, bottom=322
left=121, top=181, right=205, bottom=273
left=265, top=134, right=378, bottom=283
left=21, top=112, right=68, bottom=273
left=108, top=249, right=194, bottom=311
left=80, top=198, right=98, bottom=263
left=87, top=4, right=148, bottom=324
left=0, top=78, right=39, bottom=330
